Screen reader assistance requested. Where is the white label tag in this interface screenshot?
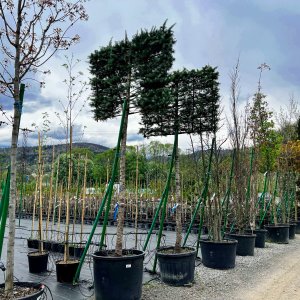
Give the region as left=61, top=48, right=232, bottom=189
left=126, top=264, right=131, bottom=268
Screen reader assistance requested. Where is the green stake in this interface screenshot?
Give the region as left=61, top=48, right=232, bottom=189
left=73, top=98, right=128, bottom=284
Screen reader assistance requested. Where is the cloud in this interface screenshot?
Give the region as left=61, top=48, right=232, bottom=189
left=1, top=0, right=300, bottom=151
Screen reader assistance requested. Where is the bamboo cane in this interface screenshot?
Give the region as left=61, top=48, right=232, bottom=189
left=64, top=125, right=72, bottom=262
left=57, top=184, right=63, bottom=241
left=38, top=133, right=44, bottom=253
left=51, top=156, right=60, bottom=240
left=30, top=176, right=39, bottom=239
left=46, top=145, right=55, bottom=240
left=72, top=159, right=81, bottom=244
left=80, top=154, right=88, bottom=243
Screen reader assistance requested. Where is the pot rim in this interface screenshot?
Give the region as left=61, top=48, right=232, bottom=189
left=92, top=249, right=145, bottom=261
left=156, top=246, right=196, bottom=257
left=227, top=233, right=256, bottom=238
left=200, top=238, right=238, bottom=245
left=27, top=250, right=48, bottom=257
left=0, top=282, right=44, bottom=300
left=264, top=224, right=290, bottom=228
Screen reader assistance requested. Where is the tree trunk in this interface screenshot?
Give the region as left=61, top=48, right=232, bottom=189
left=119, top=100, right=130, bottom=194
left=115, top=203, right=125, bottom=256
left=5, top=0, right=22, bottom=293
left=174, top=145, right=182, bottom=252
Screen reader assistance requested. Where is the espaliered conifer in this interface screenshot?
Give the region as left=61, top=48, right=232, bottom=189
left=89, top=22, right=175, bottom=194
left=139, top=66, right=220, bottom=252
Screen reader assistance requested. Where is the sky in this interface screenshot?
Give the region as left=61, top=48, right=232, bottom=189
left=1, top=0, right=300, bottom=151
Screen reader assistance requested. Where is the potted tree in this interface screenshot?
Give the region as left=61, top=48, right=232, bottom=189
left=0, top=0, right=87, bottom=298
left=200, top=140, right=238, bottom=269
left=225, top=60, right=256, bottom=256
left=80, top=23, right=175, bottom=299
left=27, top=132, right=49, bottom=273
left=140, top=66, right=220, bottom=285
left=248, top=64, right=285, bottom=244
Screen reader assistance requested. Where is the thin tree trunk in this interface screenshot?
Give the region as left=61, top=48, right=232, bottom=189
left=174, top=145, right=182, bottom=252
left=115, top=203, right=125, bottom=256
left=80, top=154, right=88, bottom=243
left=38, top=134, right=44, bottom=253
left=46, top=145, right=55, bottom=240
left=5, top=1, right=22, bottom=288
left=134, top=146, right=139, bottom=248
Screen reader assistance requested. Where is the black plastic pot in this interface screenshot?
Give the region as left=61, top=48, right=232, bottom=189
left=43, top=241, right=53, bottom=251
left=200, top=239, right=237, bottom=269
left=156, top=246, right=196, bottom=286
left=92, top=249, right=144, bottom=300
left=55, top=259, right=79, bottom=283
left=0, top=282, right=44, bottom=300
left=289, top=223, right=296, bottom=239
left=265, top=224, right=289, bottom=244
left=246, top=229, right=268, bottom=248
left=27, top=239, right=39, bottom=249
left=227, top=233, right=256, bottom=256
left=52, top=241, right=63, bottom=253
left=74, top=246, right=85, bottom=258
left=27, top=251, right=48, bottom=273
left=296, top=220, right=300, bottom=234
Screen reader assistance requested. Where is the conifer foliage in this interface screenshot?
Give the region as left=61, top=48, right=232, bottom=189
left=139, top=66, right=220, bottom=137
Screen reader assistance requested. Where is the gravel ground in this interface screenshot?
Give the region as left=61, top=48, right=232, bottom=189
left=142, top=237, right=300, bottom=300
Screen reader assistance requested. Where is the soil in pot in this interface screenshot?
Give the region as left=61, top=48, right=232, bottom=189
left=55, top=259, right=79, bottom=283
left=200, top=239, right=237, bottom=269
left=92, top=249, right=144, bottom=300
left=265, top=224, right=289, bottom=244
left=227, top=233, right=256, bottom=256
left=0, top=282, right=44, bottom=300
left=289, top=223, right=296, bottom=239
left=156, top=246, right=196, bottom=286
left=27, top=251, right=48, bottom=273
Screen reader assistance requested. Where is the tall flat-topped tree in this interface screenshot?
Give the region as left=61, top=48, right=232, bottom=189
left=139, top=66, right=220, bottom=137
left=139, top=66, right=220, bottom=252
left=89, top=22, right=175, bottom=194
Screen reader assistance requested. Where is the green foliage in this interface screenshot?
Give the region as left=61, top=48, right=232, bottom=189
left=139, top=66, right=220, bottom=137
left=92, top=146, right=148, bottom=184
left=89, top=22, right=175, bottom=121
left=54, top=153, right=94, bottom=185
left=249, top=92, right=282, bottom=172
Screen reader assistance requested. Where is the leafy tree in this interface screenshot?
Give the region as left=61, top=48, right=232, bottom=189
left=249, top=64, right=281, bottom=172
left=92, top=146, right=147, bottom=185
left=0, top=0, right=87, bottom=292
left=89, top=22, right=175, bottom=194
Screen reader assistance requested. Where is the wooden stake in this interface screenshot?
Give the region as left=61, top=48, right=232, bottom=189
left=134, top=146, right=139, bottom=248
left=46, top=145, right=55, bottom=240
left=80, top=154, right=88, bottom=243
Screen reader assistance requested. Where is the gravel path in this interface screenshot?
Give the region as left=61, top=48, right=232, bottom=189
left=142, top=237, right=300, bottom=300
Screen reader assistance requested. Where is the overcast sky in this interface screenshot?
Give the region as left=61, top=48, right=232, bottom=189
left=1, top=0, right=299, bottom=151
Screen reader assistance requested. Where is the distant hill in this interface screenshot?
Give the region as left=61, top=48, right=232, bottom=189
left=0, top=143, right=109, bottom=170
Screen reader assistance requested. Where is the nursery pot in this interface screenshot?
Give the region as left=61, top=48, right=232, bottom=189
left=289, top=223, right=297, bottom=239
left=265, top=224, right=289, bottom=244
left=69, top=244, right=85, bottom=258
left=156, top=246, right=196, bottom=286
left=200, top=239, right=237, bottom=269
left=55, top=259, right=80, bottom=283
left=27, top=251, right=48, bottom=273
left=92, top=249, right=144, bottom=300
left=296, top=220, right=300, bottom=234
left=246, top=229, right=268, bottom=248
left=227, top=233, right=256, bottom=256
left=52, top=241, right=63, bottom=253
left=0, top=282, right=45, bottom=300
left=43, top=240, right=53, bottom=251
left=27, top=238, right=39, bottom=249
